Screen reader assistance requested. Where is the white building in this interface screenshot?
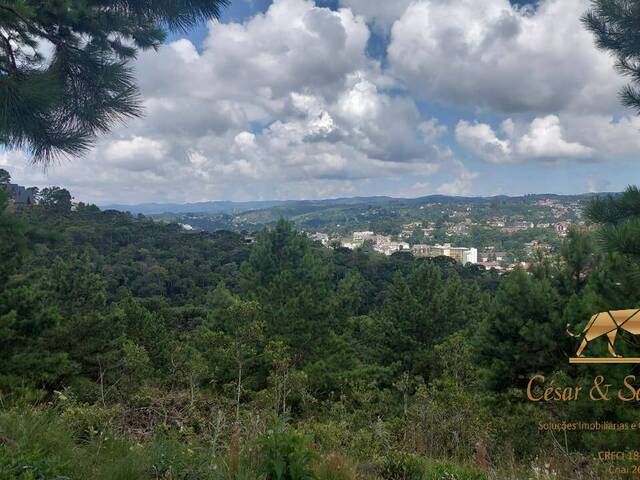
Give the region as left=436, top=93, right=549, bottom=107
left=412, top=244, right=478, bottom=265
left=461, top=247, right=478, bottom=265
left=353, top=231, right=375, bottom=243
left=310, top=232, right=330, bottom=246
left=375, top=241, right=411, bottom=256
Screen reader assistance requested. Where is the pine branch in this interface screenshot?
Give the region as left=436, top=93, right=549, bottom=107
left=0, top=0, right=230, bottom=163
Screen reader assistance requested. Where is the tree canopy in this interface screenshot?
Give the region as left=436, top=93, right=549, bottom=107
left=1, top=176, right=640, bottom=477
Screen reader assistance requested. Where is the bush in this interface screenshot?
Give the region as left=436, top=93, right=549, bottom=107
left=56, top=390, right=122, bottom=441
left=258, top=419, right=316, bottom=480
left=0, top=409, right=77, bottom=480
left=378, top=451, right=425, bottom=480
left=0, top=409, right=147, bottom=480
left=314, top=453, right=358, bottom=480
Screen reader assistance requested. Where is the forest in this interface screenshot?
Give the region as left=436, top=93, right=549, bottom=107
left=1, top=179, right=640, bottom=479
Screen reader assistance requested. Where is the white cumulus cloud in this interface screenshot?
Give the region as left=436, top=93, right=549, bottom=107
left=388, top=0, right=622, bottom=114
left=2, top=0, right=455, bottom=203
left=456, top=115, right=593, bottom=163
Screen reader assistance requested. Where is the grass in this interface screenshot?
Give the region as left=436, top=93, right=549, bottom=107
left=0, top=408, right=604, bottom=480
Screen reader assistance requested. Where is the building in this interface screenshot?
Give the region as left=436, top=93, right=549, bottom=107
left=374, top=234, right=391, bottom=245
left=310, top=232, right=329, bottom=246
left=479, top=261, right=503, bottom=271
left=412, top=243, right=478, bottom=265
left=448, top=224, right=469, bottom=235
left=6, top=183, right=36, bottom=205
left=487, top=218, right=505, bottom=228
left=353, top=231, right=375, bottom=243
left=374, top=241, right=411, bottom=256
left=500, top=221, right=533, bottom=233
left=451, top=246, right=478, bottom=265
left=402, top=222, right=422, bottom=230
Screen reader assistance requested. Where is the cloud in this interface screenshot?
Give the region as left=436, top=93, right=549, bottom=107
left=388, top=0, right=623, bottom=115
left=436, top=161, right=479, bottom=196
left=557, top=114, right=640, bottom=158
left=456, top=115, right=594, bottom=163
left=586, top=175, right=611, bottom=193
left=352, top=0, right=640, bottom=168
left=338, top=0, right=413, bottom=31
left=125, top=0, right=453, bottom=199
left=455, top=113, right=640, bottom=163
left=516, top=115, right=593, bottom=159
left=136, top=0, right=371, bottom=107
left=102, top=137, right=169, bottom=171
left=2, top=0, right=455, bottom=203
left=456, top=121, right=512, bottom=163
left=7, top=0, right=637, bottom=202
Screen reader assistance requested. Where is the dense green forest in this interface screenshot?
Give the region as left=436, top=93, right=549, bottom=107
left=1, top=182, right=640, bottom=479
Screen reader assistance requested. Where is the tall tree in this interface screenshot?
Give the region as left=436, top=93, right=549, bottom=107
left=585, top=185, right=640, bottom=300
left=39, top=186, right=72, bottom=212
left=583, top=1, right=640, bottom=112
left=0, top=187, right=26, bottom=283
left=0, top=0, right=229, bottom=162
left=586, top=186, right=640, bottom=258
left=476, top=269, right=564, bottom=391
left=238, top=219, right=334, bottom=352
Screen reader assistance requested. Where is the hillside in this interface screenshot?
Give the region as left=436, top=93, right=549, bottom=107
left=2, top=186, right=640, bottom=478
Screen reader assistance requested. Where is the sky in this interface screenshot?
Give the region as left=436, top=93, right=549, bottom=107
left=3, top=0, right=640, bottom=204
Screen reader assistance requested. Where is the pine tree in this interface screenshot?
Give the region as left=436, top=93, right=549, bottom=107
left=0, top=0, right=229, bottom=162
left=0, top=187, right=26, bottom=283
left=238, top=219, right=334, bottom=352
left=476, top=269, right=565, bottom=391
left=583, top=1, right=640, bottom=113
left=586, top=186, right=640, bottom=257
left=585, top=185, right=640, bottom=301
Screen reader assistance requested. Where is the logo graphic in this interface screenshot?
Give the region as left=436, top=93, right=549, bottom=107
left=567, top=309, right=640, bottom=363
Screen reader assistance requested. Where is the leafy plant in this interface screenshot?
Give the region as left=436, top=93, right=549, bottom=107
left=258, top=419, right=316, bottom=480
left=378, top=451, right=425, bottom=480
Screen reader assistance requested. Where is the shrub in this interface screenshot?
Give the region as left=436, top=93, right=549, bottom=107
left=258, top=419, right=316, bottom=480
left=378, top=451, right=425, bottom=480
left=0, top=409, right=77, bottom=480
left=314, top=452, right=358, bottom=480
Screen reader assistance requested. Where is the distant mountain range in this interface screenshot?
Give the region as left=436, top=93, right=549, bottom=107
left=101, top=193, right=606, bottom=216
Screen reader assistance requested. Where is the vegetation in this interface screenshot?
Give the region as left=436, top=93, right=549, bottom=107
left=0, top=0, right=228, bottom=162
left=584, top=0, right=640, bottom=113
left=151, top=193, right=584, bottom=265
left=1, top=177, right=640, bottom=478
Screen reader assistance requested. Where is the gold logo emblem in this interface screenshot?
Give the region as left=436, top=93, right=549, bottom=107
left=568, top=310, right=640, bottom=363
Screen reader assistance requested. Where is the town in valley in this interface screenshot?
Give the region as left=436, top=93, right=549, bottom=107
left=102, top=193, right=589, bottom=273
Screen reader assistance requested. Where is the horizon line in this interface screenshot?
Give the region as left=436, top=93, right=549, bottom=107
left=97, top=190, right=618, bottom=208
